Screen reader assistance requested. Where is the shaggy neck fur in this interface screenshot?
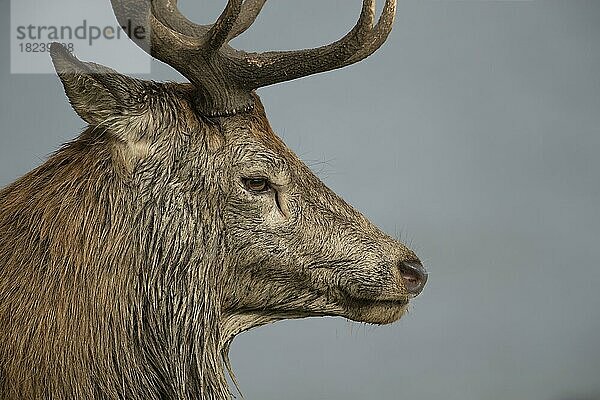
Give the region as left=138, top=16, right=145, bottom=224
left=0, top=120, right=266, bottom=399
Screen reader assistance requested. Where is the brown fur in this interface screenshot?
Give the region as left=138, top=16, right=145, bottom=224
left=0, top=51, right=424, bottom=400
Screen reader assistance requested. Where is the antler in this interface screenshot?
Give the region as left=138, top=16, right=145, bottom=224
left=111, top=0, right=397, bottom=116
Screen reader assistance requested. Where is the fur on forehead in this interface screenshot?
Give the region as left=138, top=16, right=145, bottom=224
left=182, top=91, right=289, bottom=155
left=230, top=94, right=289, bottom=154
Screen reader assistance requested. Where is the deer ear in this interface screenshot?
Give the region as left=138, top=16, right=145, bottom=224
left=49, top=43, right=144, bottom=126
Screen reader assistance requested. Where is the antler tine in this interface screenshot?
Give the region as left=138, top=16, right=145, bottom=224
left=342, top=0, right=397, bottom=66
left=111, top=0, right=204, bottom=58
left=150, top=0, right=208, bottom=38
left=205, top=0, right=243, bottom=54
left=236, top=0, right=379, bottom=89
left=227, top=0, right=268, bottom=41
left=146, top=0, right=266, bottom=45
left=113, top=0, right=245, bottom=56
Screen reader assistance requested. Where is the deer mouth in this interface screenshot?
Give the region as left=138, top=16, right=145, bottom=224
left=338, top=294, right=410, bottom=325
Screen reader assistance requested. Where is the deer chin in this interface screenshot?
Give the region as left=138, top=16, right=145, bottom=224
left=340, top=297, right=410, bottom=325
left=328, top=285, right=411, bottom=325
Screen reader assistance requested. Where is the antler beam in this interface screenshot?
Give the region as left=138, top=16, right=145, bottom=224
left=111, top=0, right=397, bottom=116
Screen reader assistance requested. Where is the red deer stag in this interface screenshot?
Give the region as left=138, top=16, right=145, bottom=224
left=0, top=0, right=427, bottom=398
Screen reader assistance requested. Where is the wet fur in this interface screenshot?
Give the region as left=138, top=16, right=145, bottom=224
left=0, top=74, right=417, bottom=399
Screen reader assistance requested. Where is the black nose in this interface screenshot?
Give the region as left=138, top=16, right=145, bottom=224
left=398, top=260, right=428, bottom=296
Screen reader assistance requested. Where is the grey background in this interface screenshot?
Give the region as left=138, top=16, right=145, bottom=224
left=1, top=1, right=599, bottom=399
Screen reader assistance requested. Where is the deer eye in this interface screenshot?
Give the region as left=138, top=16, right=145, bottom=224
left=243, top=178, right=270, bottom=193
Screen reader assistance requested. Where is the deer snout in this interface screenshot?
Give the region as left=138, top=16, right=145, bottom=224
left=398, top=260, right=428, bottom=296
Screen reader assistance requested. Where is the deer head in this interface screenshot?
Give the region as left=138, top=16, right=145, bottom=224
left=11, top=0, right=430, bottom=397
